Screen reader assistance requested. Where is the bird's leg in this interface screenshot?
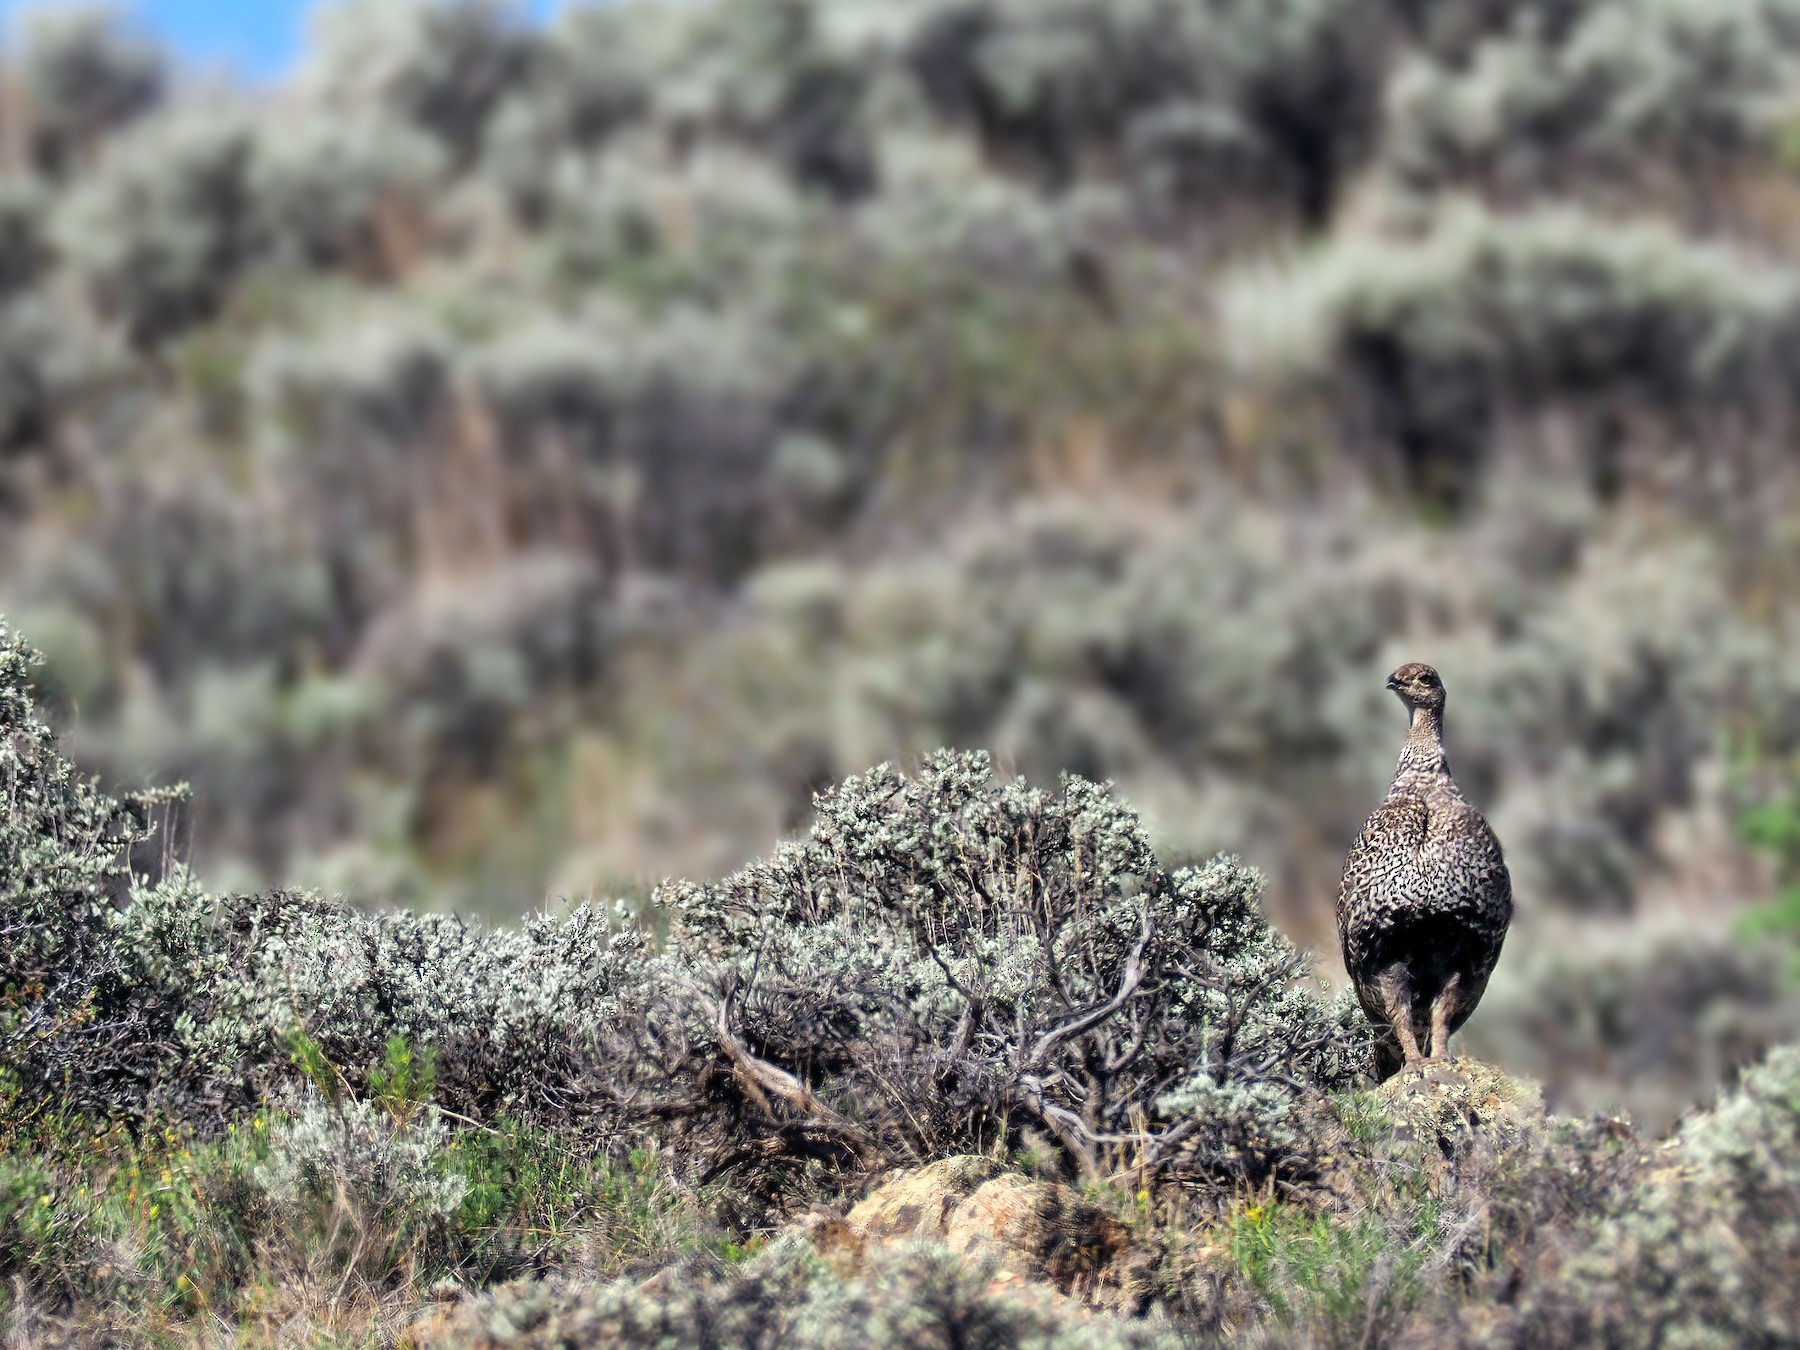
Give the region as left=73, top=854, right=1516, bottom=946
left=1377, top=967, right=1425, bottom=1067
left=1427, top=974, right=1463, bottom=1062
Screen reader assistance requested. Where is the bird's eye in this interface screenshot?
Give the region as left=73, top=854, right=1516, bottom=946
left=1421, top=673, right=1439, bottom=687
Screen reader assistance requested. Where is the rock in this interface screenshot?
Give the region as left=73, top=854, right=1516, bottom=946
left=844, top=1154, right=1002, bottom=1239
left=819, top=1156, right=1154, bottom=1315
left=789, top=1209, right=868, bottom=1277
left=1375, top=1058, right=1546, bottom=1157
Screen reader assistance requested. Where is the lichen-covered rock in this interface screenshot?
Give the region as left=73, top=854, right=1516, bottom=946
left=844, top=1155, right=1003, bottom=1239
left=1374, top=1059, right=1546, bottom=1158
left=821, top=1158, right=1153, bottom=1315
left=945, top=1174, right=1148, bottom=1312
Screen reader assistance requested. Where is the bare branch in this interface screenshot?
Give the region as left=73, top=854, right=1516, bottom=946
left=1025, top=906, right=1153, bottom=1069
left=702, top=986, right=880, bottom=1166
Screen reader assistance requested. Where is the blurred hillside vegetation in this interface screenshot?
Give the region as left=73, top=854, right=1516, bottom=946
left=4, top=0, right=1800, bottom=1127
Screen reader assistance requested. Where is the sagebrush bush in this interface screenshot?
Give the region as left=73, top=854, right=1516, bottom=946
left=0, top=618, right=642, bottom=1125
left=351, top=549, right=612, bottom=782
left=0, top=177, right=51, bottom=301
left=425, top=1238, right=1174, bottom=1350
left=634, top=750, right=1365, bottom=1193
left=1382, top=0, right=1800, bottom=197
left=0, top=298, right=67, bottom=463
left=252, top=110, right=446, bottom=278
left=255, top=1092, right=470, bottom=1275
left=1512, top=1044, right=1800, bottom=1348
left=1224, top=201, right=1800, bottom=504
left=540, top=142, right=811, bottom=302
left=468, top=303, right=801, bottom=584
left=651, top=0, right=887, bottom=201
left=301, top=0, right=533, bottom=166
left=117, top=882, right=643, bottom=1128
left=905, top=0, right=1391, bottom=223
left=249, top=310, right=458, bottom=621
left=0, top=619, right=186, bottom=1120
left=56, top=106, right=261, bottom=345
left=479, top=3, right=656, bottom=220
left=1, top=618, right=1369, bottom=1190
left=10, top=5, right=166, bottom=177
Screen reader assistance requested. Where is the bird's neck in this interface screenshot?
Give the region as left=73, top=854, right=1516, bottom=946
left=1391, top=706, right=1451, bottom=791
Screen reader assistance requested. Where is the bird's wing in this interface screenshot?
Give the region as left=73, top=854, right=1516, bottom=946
left=1336, top=795, right=1430, bottom=958
left=1424, top=803, right=1513, bottom=928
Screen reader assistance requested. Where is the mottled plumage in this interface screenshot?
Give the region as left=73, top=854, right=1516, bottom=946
left=1338, top=663, right=1512, bottom=1078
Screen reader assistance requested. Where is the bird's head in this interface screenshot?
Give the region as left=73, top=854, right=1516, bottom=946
left=1386, top=661, right=1446, bottom=714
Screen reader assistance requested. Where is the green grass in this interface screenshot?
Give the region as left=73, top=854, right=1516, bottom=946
left=1226, top=1196, right=1444, bottom=1344
left=0, top=1114, right=272, bottom=1328
left=1330, top=1091, right=1393, bottom=1147
left=0, top=1099, right=728, bottom=1342
left=1738, top=782, right=1800, bottom=978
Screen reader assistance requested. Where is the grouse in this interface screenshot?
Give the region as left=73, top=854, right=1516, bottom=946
left=1337, top=662, right=1512, bottom=1078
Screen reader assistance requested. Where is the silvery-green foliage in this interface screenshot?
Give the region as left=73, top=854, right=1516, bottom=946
left=542, top=143, right=809, bottom=301
left=1468, top=528, right=1800, bottom=912
left=706, top=501, right=1397, bottom=885
left=528, top=3, right=659, bottom=142
left=1515, top=1044, right=1800, bottom=1348
left=0, top=620, right=185, bottom=1117
left=0, top=485, right=357, bottom=891
left=1383, top=0, right=1800, bottom=195
left=652, top=0, right=885, bottom=200
left=0, top=177, right=50, bottom=301
left=478, top=2, right=789, bottom=222
left=428, top=1237, right=1176, bottom=1349
left=642, top=750, right=1361, bottom=1188
left=0, top=298, right=63, bottom=458
left=36, top=478, right=330, bottom=688
left=1463, top=921, right=1800, bottom=1135
left=1223, top=201, right=1800, bottom=502
left=906, top=0, right=1194, bottom=182
left=11, top=5, right=166, bottom=176
left=479, top=4, right=658, bottom=221
left=1227, top=200, right=1800, bottom=404
left=906, top=0, right=1391, bottom=221
left=252, top=308, right=451, bottom=460
left=255, top=1092, right=469, bottom=1226
left=0, top=613, right=633, bottom=1126
left=471, top=304, right=796, bottom=584
left=251, top=312, right=453, bottom=616
left=252, top=110, right=446, bottom=274
left=352, top=551, right=611, bottom=780
left=855, top=152, right=1124, bottom=285
left=55, top=106, right=260, bottom=345
left=302, top=0, right=534, bottom=165
left=127, top=885, right=643, bottom=1125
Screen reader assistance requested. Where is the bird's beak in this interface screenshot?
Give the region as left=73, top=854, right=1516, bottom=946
left=1384, top=672, right=1401, bottom=691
